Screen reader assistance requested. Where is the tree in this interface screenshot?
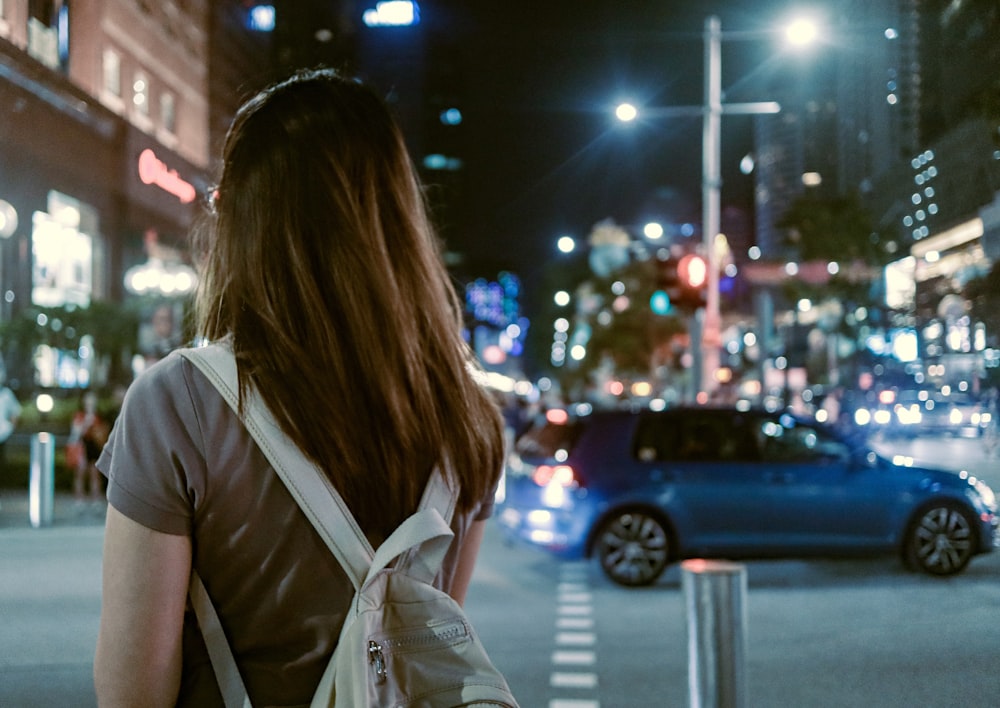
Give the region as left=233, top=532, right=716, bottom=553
left=777, top=191, right=892, bottom=264
left=0, top=301, right=142, bottom=390
left=773, top=191, right=897, bottom=386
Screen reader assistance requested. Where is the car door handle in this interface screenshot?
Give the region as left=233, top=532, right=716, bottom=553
left=765, top=471, right=795, bottom=484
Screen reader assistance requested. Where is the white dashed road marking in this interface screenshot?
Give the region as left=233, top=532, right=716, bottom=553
left=549, top=562, right=600, bottom=708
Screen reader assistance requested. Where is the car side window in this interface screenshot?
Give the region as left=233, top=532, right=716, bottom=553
left=633, top=412, right=761, bottom=463
left=758, top=418, right=849, bottom=463
left=676, top=417, right=723, bottom=461
left=633, top=413, right=678, bottom=462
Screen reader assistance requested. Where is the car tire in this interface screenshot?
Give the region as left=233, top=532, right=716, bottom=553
left=594, top=510, right=671, bottom=587
left=902, top=502, right=977, bottom=576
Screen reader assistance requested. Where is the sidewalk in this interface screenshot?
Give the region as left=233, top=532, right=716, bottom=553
left=0, top=489, right=104, bottom=707
left=0, top=488, right=108, bottom=530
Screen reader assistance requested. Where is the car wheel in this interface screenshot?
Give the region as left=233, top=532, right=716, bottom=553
left=594, top=510, right=671, bottom=587
left=903, top=502, right=976, bottom=576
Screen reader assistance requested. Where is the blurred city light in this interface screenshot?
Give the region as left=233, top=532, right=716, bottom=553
left=615, top=102, right=638, bottom=122
left=422, top=154, right=463, bottom=171
left=440, top=108, right=463, bottom=125
left=0, top=200, right=17, bottom=238
left=35, top=393, right=54, bottom=414
left=363, top=1, right=420, bottom=27
left=123, top=259, right=197, bottom=297
left=643, top=222, right=664, bottom=239
left=557, top=235, right=576, bottom=254
left=247, top=5, right=276, bottom=32
left=784, top=18, right=818, bottom=46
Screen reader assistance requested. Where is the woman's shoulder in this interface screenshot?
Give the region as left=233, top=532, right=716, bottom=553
left=118, top=350, right=210, bottom=422
left=129, top=349, right=200, bottom=392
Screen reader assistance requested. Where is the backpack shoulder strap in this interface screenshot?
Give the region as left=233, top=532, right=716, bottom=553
left=189, top=571, right=252, bottom=708
left=180, top=343, right=374, bottom=586
left=181, top=343, right=464, bottom=706
left=180, top=343, right=461, bottom=587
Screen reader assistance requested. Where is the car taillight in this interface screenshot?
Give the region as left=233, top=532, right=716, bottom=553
left=532, top=464, right=576, bottom=487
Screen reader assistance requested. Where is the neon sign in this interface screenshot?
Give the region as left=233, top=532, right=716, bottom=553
left=138, top=148, right=196, bottom=204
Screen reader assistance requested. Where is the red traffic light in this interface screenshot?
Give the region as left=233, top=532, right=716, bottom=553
left=678, top=253, right=707, bottom=288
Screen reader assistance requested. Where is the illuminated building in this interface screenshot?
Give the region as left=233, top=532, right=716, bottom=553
left=0, top=1, right=266, bottom=388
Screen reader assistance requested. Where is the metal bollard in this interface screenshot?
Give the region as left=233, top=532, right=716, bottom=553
left=682, top=559, right=748, bottom=708
left=29, top=433, right=55, bottom=528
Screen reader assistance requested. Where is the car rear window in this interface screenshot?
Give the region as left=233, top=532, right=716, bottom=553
left=515, top=420, right=585, bottom=459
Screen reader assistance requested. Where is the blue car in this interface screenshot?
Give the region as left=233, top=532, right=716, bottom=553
left=497, top=405, right=999, bottom=586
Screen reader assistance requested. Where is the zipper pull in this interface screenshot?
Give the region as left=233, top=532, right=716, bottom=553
left=368, top=640, right=387, bottom=683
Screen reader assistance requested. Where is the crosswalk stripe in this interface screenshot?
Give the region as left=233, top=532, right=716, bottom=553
left=552, top=650, right=596, bottom=665
left=555, top=631, right=596, bottom=646
left=551, top=672, right=598, bottom=689
left=556, top=617, right=594, bottom=630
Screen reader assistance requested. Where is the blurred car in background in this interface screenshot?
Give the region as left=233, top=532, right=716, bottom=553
left=498, top=405, right=998, bottom=587
left=848, top=387, right=991, bottom=440
left=921, top=392, right=989, bottom=437
left=853, top=388, right=933, bottom=439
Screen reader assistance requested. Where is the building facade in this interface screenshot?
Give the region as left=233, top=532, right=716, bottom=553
left=0, top=0, right=265, bottom=391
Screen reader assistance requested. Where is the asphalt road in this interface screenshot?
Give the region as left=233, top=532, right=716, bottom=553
left=467, top=432, right=1000, bottom=708
left=1, top=433, right=997, bottom=707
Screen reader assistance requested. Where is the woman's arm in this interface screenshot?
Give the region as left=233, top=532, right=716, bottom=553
left=448, top=519, right=487, bottom=607
left=94, top=505, right=192, bottom=707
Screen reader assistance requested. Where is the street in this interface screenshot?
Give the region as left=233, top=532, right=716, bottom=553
left=469, top=432, right=1000, bottom=708
left=1, top=434, right=998, bottom=707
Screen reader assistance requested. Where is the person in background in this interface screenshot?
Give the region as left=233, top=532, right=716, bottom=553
left=67, top=390, right=108, bottom=511
left=93, top=68, right=507, bottom=705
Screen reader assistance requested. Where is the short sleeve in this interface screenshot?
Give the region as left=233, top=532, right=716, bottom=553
left=97, top=353, right=208, bottom=536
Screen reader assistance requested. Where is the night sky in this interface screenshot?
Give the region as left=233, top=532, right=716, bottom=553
left=415, top=0, right=798, bottom=282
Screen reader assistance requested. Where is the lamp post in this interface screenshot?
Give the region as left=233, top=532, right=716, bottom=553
left=618, top=14, right=818, bottom=399
left=700, top=15, right=786, bottom=400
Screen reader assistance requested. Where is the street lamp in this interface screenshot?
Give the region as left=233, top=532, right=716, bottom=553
left=617, top=14, right=814, bottom=399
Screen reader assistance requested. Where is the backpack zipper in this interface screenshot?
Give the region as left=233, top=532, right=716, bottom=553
left=377, top=619, right=470, bottom=653
left=368, top=640, right=387, bottom=683
left=368, top=619, right=471, bottom=685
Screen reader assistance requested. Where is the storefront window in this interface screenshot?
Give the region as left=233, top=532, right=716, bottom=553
left=31, top=191, right=95, bottom=308
left=30, top=192, right=100, bottom=389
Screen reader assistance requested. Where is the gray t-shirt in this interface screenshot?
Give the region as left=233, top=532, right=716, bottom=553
left=98, top=350, right=494, bottom=706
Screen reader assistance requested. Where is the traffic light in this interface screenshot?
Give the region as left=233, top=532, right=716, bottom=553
left=651, top=253, right=707, bottom=314
left=650, top=256, right=679, bottom=315
left=676, top=253, right=707, bottom=309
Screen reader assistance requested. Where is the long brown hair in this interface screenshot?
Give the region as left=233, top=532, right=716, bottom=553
left=193, top=69, right=504, bottom=540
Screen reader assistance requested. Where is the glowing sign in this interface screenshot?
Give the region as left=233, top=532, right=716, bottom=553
left=137, top=149, right=196, bottom=204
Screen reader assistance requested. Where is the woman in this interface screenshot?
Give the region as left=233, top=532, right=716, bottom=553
left=94, top=69, right=506, bottom=706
